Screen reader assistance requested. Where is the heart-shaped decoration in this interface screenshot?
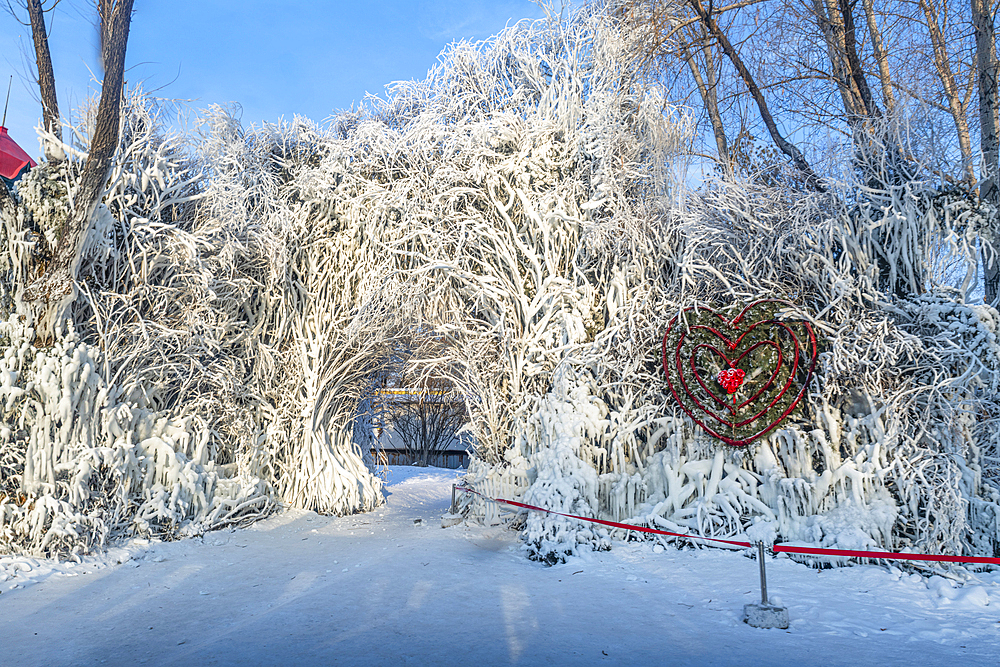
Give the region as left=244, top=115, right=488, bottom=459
left=661, top=300, right=818, bottom=447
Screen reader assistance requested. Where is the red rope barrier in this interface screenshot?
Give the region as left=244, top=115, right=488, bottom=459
left=454, top=486, right=752, bottom=548
left=455, top=486, right=1000, bottom=565
left=772, top=544, right=1000, bottom=565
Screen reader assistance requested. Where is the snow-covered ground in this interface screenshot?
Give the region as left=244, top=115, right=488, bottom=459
left=1, top=466, right=998, bottom=666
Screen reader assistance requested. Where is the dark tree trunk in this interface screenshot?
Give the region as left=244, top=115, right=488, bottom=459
left=21, top=0, right=134, bottom=342
left=838, top=0, right=877, bottom=119
left=973, top=0, right=1000, bottom=305
left=25, top=0, right=60, bottom=159
left=680, top=22, right=729, bottom=168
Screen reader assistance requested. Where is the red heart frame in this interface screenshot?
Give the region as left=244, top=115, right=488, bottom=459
left=661, top=300, right=818, bottom=447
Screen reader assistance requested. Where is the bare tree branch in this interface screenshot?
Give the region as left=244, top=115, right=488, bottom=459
left=686, top=0, right=826, bottom=189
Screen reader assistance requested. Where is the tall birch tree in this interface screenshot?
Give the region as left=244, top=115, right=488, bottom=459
left=21, top=0, right=134, bottom=342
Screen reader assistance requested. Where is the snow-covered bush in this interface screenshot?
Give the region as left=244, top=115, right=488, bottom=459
left=0, top=316, right=271, bottom=554
left=517, top=372, right=613, bottom=563
left=1, top=91, right=390, bottom=555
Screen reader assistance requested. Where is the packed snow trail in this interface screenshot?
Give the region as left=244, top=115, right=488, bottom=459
left=1, top=467, right=998, bottom=666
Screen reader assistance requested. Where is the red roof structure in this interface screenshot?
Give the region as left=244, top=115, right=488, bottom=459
left=0, top=126, right=36, bottom=182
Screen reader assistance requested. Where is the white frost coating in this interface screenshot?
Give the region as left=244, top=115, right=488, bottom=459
left=517, top=372, right=611, bottom=563
left=0, top=89, right=391, bottom=555
left=449, top=7, right=1000, bottom=565
left=0, top=4, right=998, bottom=567
left=0, top=317, right=270, bottom=555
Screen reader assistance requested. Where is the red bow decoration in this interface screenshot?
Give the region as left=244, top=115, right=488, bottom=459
left=661, top=300, right=818, bottom=447
left=717, top=368, right=746, bottom=394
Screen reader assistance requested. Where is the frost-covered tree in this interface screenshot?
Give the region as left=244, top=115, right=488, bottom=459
left=1, top=1, right=998, bottom=571
left=21, top=0, right=135, bottom=343
left=0, top=91, right=394, bottom=554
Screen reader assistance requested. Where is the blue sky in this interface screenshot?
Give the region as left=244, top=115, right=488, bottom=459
left=1, top=1, right=548, bottom=157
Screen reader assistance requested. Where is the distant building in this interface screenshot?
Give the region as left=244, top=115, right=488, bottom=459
left=369, top=387, right=471, bottom=469
left=371, top=446, right=469, bottom=469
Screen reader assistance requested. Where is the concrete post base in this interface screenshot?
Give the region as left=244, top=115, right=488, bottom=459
left=743, top=603, right=789, bottom=629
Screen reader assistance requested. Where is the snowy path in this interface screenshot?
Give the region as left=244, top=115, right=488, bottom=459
left=2, top=466, right=998, bottom=666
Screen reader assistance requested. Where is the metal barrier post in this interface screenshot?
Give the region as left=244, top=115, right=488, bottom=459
left=742, top=541, right=788, bottom=628
left=757, top=541, right=769, bottom=605
left=442, top=484, right=463, bottom=528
